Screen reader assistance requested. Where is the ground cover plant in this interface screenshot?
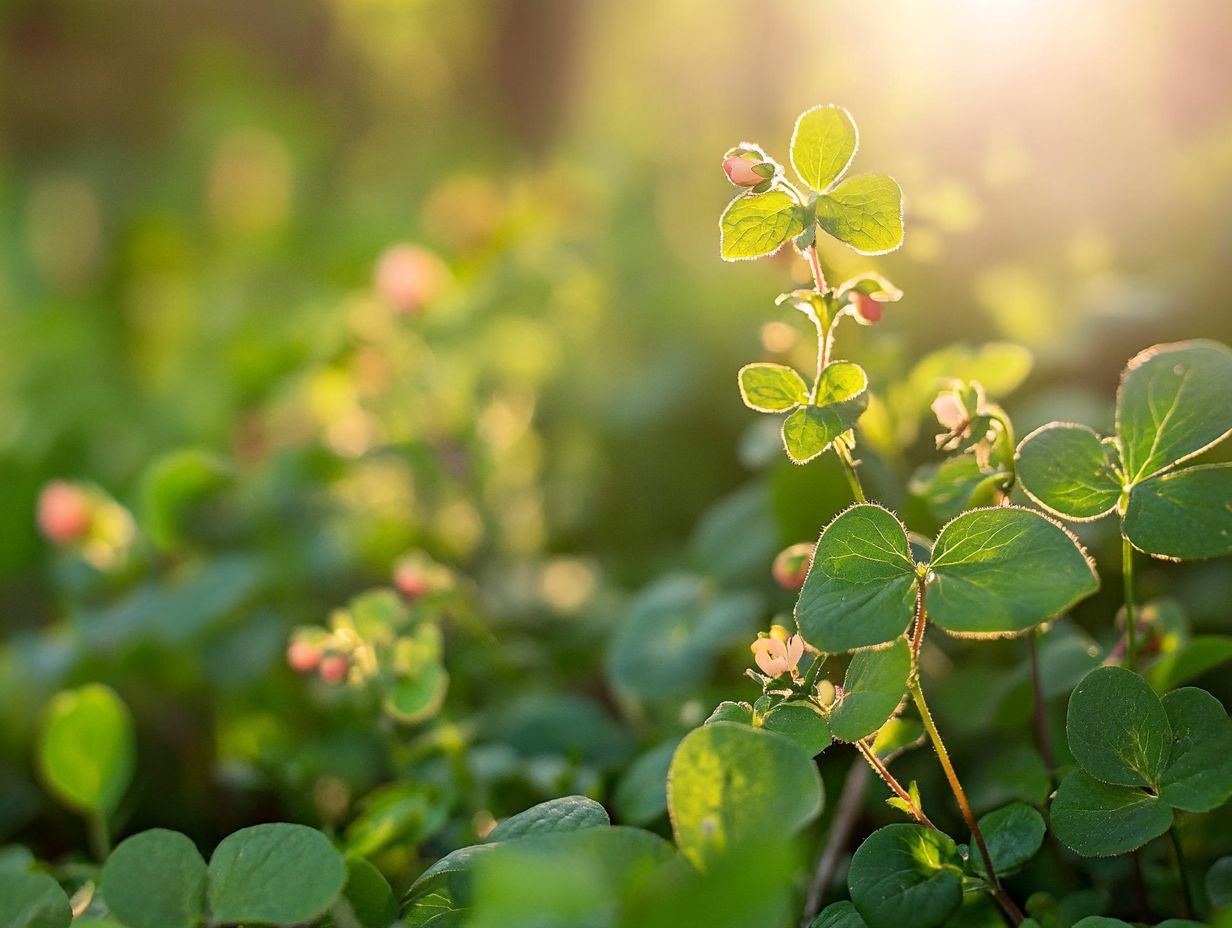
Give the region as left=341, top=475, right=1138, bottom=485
left=4, top=6, right=1232, bottom=926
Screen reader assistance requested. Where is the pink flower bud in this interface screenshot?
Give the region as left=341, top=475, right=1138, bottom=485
left=931, top=393, right=968, bottom=432
left=374, top=244, right=445, bottom=314
left=394, top=562, right=429, bottom=600
left=319, top=654, right=349, bottom=685
left=723, top=157, right=765, bottom=187
left=36, top=481, right=92, bottom=545
left=852, top=293, right=883, bottom=325
left=287, top=639, right=322, bottom=673
left=772, top=542, right=814, bottom=590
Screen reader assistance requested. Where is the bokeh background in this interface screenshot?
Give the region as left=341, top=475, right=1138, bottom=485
left=3, top=0, right=1232, bottom=897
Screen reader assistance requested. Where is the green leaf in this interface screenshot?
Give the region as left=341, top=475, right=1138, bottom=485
left=847, top=824, right=963, bottom=928
left=1065, top=666, right=1171, bottom=788
left=705, top=701, right=753, bottom=726
left=0, top=871, right=71, bottom=928
left=1124, top=464, right=1232, bottom=560
left=790, top=105, right=858, bottom=193
left=404, top=844, right=493, bottom=909
left=908, top=455, right=1009, bottom=524
left=1015, top=423, right=1122, bottom=521
left=337, top=857, right=399, bottom=928
left=139, top=447, right=233, bottom=549
left=100, top=830, right=206, bottom=928
left=761, top=701, right=832, bottom=756
left=37, top=684, right=135, bottom=817
left=1158, top=687, right=1232, bottom=812
left=488, top=796, right=609, bottom=842
left=1071, top=920, right=1135, bottom=928
left=977, top=802, right=1045, bottom=873
left=738, top=363, right=809, bottom=413
left=1206, top=856, right=1232, bottom=909
left=780, top=362, right=869, bottom=464
left=816, top=174, right=904, bottom=255
left=1146, top=635, right=1232, bottom=692
left=829, top=638, right=911, bottom=742
left=344, top=782, right=447, bottom=858
left=927, top=506, right=1098, bottom=636
left=1050, top=770, right=1172, bottom=857
left=207, top=823, right=347, bottom=926
left=816, top=361, right=869, bottom=406
left=1117, top=340, right=1232, bottom=484
left=796, top=504, right=917, bottom=652
left=668, top=721, right=822, bottom=869
left=812, top=901, right=870, bottom=928
left=614, top=739, right=678, bottom=826
left=720, top=190, right=808, bottom=261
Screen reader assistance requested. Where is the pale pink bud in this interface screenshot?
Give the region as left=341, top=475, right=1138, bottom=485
left=287, top=639, right=322, bottom=673
left=37, top=481, right=92, bottom=544
left=374, top=244, right=444, bottom=314
left=394, top=562, right=429, bottom=600
left=772, top=543, right=814, bottom=590
left=723, top=157, right=764, bottom=187
left=852, top=293, right=883, bottom=325
left=319, top=654, right=349, bottom=684
left=931, top=393, right=968, bottom=432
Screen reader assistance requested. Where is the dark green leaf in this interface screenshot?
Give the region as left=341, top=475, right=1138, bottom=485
left=1066, top=666, right=1171, bottom=788
left=829, top=638, right=911, bottom=742
left=976, top=802, right=1045, bottom=873
left=848, top=824, right=963, bottom=928
left=762, top=701, right=832, bottom=756
left=1146, top=635, right=1232, bottom=692
left=811, top=901, right=870, bottom=928
left=1015, top=423, right=1121, bottom=521
left=0, top=871, right=71, bottom=928
left=1206, top=855, right=1232, bottom=909
left=100, top=829, right=206, bottom=928
left=795, top=504, right=917, bottom=652
left=488, top=796, right=609, bottom=842
left=1050, top=771, right=1171, bottom=857
left=1124, top=464, right=1232, bottom=560
left=614, top=740, right=678, bottom=826
left=1159, top=687, right=1232, bottom=812
left=336, top=857, right=398, bottom=928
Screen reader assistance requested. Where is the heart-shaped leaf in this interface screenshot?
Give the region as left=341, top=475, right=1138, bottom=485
left=488, top=796, right=609, bottom=842
left=1016, top=423, right=1122, bottom=521
left=1123, top=463, right=1232, bottom=560
left=100, top=830, right=206, bottom=928
left=790, top=105, right=858, bottom=193
left=761, top=701, right=832, bottom=756
left=829, top=638, right=911, bottom=742
left=815, top=174, right=904, bottom=255
left=1050, top=770, right=1172, bottom=857
left=1116, top=340, right=1232, bottom=484
left=1158, top=687, right=1232, bottom=812
left=976, top=802, right=1045, bottom=873
left=207, top=823, right=347, bottom=926
left=795, top=505, right=917, bottom=652
left=738, top=363, right=809, bottom=413
left=38, top=684, right=135, bottom=818
left=720, top=190, right=808, bottom=261
left=927, top=506, right=1099, bottom=636
left=668, top=721, right=822, bottom=869
left=847, top=824, right=963, bottom=928
left=1066, top=666, right=1170, bottom=788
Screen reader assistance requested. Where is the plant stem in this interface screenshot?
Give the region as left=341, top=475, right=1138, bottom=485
left=801, top=759, right=870, bottom=927
left=855, top=739, right=936, bottom=830
left=1027, top=629, right=1056, bottom=784
left=1122, top=535, right=1137, bottom=671
left=806, top=243, right=828, bottom=294
left=834, top=438, right=866, bottom=503
left=88, top=811, right=112, bottom=861
left=909, top=678, right=1024, bottom=925
left=1169, top=825, right=1195, bottom=918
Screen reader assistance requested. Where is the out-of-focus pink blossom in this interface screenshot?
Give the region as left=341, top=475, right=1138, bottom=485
left=374, top=244, right=445, bottom=314
left=319, top=654, right=350, bottom=684
left=287, top=639, right=322, bottom=673
left=37, top=481, right=92, bottom=544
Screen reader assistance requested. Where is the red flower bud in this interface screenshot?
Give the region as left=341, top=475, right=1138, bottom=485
left=37, top=481, right=92, bottom=545
left=772, top=542, right=815, bottom=590
left=852, top=293, right=883, bottom=325
left=319, top=654, right=349, bottom=684
left=394, top=562, right=429, bottom=600
left=287, top=639, right=322, bottom=673
left=723, top=157, right=765, bottom=188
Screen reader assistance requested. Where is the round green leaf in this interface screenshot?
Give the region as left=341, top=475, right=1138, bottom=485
left=976, top=802, right=1045, bottom=873
left=847, top=824, right=963, bottom=928
left=761, top=701, right=832, bottom=756
left=488, top=796, right=609, bottom=842
left=385, top=661, right=448, bottom=724
left=0, top=870, right=71, bottom=928
left=1050, top=770, right=1172, bottom=857
left=614, top=739, right=678, bottom=826
left=1117, top=340, right=1232, bottom=484
left=790, top=104, right=858, bottom=193
left=344, top=782, right=448, bottom=858
left=720, top=190, right=808, bottom=261
left=815, top=174, right=904, bottom=255
left=337, top=857, right=398, bottom=928
left=795, top=504, right=917, bottom=652
left=207, top=823, right=347, bottom=926
left=1066, top=666, right=1171, bottom=788
left=1124, top=464, right=1232, bottom=560
left=781, top=370, right=868, bottom=466
left=812, top=900, right=870, bottom=928
left=1159, top=687, right=1232, bottom=812
left=705, top=701, right=753, bottom=726
left=738, top=363, right=809, bottom=413
left=1145, top=635, right=1232, bottom=693
left=829, top=638, right=911, bottom=742
left=927, top=506, right=1098, bottom=636
left=37, top=684, right=135, bottom=817
left=1016, top=423, right=1121, bottom=521
left=1206, top=856, right=1232, bottom=909
left=100, top=829, right=206, bottom=928
left=668, top=721, right=822, bottom=869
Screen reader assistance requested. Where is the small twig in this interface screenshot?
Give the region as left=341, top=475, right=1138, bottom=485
left=801, top=760, right=870, bottom=927
left=1122, top=535, right=1138, bottom=672
left=855, top=740, right=936, bottom=830
left=1027, top=629, right=1056, bottom=783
